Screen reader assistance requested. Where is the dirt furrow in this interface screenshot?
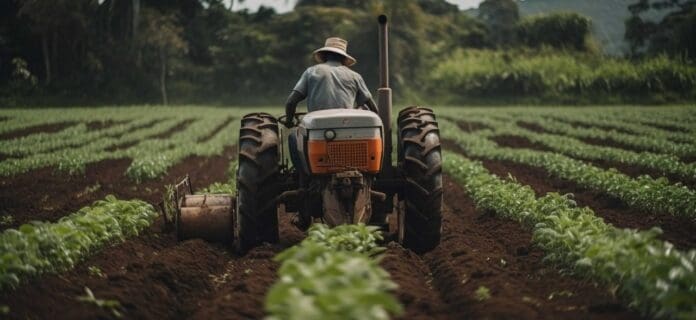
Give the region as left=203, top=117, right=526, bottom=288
left=421, top=175, right=639, bottom=319
left=0, top=121, right=78, bottom=140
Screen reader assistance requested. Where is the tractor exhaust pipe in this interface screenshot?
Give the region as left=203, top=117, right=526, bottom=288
left=377, top=14, right=393, bottom=177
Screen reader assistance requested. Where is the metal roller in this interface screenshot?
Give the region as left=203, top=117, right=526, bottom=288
left=177, top=195, right=234, bottom=244
left=181, top=194, right=233, bottom=207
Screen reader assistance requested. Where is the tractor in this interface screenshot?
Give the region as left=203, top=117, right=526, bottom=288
left=173, top=15, right=443, bottom=253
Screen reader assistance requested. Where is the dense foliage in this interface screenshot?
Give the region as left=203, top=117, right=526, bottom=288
left=0, top=196, right=157, bottom=289
left=265, top=224, right=402, bottom=320
left=429, top=50, right=696, bottom=103
left=1, top=0, right=694, bottom=106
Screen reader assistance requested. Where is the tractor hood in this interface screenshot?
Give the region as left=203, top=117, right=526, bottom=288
left=301, top=109, right=383, bottom=130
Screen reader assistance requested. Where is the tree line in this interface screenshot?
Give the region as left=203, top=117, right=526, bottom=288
left=0, top=0, right=693, bottom=106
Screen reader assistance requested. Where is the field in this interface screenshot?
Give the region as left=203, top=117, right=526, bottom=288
left=0, top=105, right=695, bottom=319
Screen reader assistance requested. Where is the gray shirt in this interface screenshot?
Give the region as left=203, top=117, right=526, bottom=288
left=293, top=61, right=372, bottom=112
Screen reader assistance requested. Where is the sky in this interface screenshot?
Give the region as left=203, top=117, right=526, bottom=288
left=226, top=0, right=485, bottom=13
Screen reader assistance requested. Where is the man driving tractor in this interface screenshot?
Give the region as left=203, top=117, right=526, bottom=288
left=283, top=37, right=379, bottom=175
left=283, top=37, right=380, bottom=229
left=175, top=16, right=443, bottom=254
left=284, top=37, right=379, bottom=124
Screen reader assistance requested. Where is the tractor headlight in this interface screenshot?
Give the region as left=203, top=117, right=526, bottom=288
left=324, top=129, right=336, bottom=140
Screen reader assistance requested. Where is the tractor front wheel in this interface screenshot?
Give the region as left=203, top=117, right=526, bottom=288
left=397, top=106, right=443, bottom=253
left=235, top=113, right=281, bottom=253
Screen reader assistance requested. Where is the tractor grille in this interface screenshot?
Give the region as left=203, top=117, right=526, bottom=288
left=327, top=141, right=368, bottom=169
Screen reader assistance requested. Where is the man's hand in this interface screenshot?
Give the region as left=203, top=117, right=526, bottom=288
left=285, top=90, right=306, bottom=128
left=281, top=115, right=294, bottom=128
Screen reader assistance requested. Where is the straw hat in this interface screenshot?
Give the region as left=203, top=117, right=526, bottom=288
left=313, top=37, right=357, bottom=66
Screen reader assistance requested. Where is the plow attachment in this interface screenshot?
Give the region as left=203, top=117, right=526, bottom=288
left=162, top=176, right=236, bottom=245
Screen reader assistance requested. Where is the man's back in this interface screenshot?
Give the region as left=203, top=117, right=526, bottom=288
left=293, top=60, right=372, bottom=112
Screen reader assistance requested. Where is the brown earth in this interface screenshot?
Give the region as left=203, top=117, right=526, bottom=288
left=489, top=135, right=696, bottom=189
left=443, top=140, right=696, bottom=250
left=0, top=121, right=77, bottom=140
left=149, top=119, right=196, bottom=139
left=86, top=120, right=131, bottom=131
left=443, top=117, right=491, bottom=133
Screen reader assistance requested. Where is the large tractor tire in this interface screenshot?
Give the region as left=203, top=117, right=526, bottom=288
left=397, top=106, right=443, bottom=253
left=236, top=113, right=281, bottom=253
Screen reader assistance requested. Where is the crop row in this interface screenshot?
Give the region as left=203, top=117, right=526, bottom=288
left=605, top=108, right=696, bottom=133
left=445, top=116, right=696, bottom=183
left=0, top=117, right=160, bottom=157
left=0, top=108, right=140, bottom=135
left=511, top=114, right=696, bottom=158
left=0, top=111, right=238, bottom=182
left=265, top=224, right=402, bottom=320
left=0, top=196, right=158, bottom=289
left=0, top=117, right=185, bottom=176
left=125, top=116, right=238, bottom=181
left=536, top=112, right=696, bottom=145
left=445, top=152, right=696, bottom=319
left=439, top=118, right=696, bottom=218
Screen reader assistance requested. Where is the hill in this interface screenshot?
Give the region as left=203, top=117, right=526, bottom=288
left=466, top=0, right=672, bottom=55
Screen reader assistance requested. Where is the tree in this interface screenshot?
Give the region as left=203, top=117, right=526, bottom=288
left=478, top=0, right=519, bottom=47
left=417, top=0, right=459, bottom=15
left=625, top=0, right=696, bottom=59
left=17, top=0, right=93, bottom=85
left=518, top=13, right=593, bottom=51
left=140, top=9, right=188, bottom=105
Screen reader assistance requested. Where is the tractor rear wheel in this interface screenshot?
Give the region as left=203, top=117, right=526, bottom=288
left=397, top=106, right=443, bottom=253
left=236, top=113, right=281, bottom=253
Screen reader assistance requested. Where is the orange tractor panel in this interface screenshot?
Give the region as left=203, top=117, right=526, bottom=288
left=307, top=138, right=383, bottom=174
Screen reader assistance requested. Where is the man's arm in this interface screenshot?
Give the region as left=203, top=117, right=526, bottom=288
left=355, top=74, right=378, bottom=113
left=285, top=90, right=306, bottom=126
left=364, top=98, right=378, bottom=113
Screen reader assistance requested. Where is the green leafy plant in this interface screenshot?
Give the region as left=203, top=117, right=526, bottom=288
left=265, top=224, right=402, bottom=320
left=76, top=287, right=123, bottom=318
left=0, top=195, right=157, bottom=289
left=474, top=286, right=491, bottom=301
left=0, top=215, right=14, bottom=226
left=88, top=266, right=105, bottom=278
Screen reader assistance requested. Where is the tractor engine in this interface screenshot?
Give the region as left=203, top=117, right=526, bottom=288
left=298, top=109, right=384, bottom=226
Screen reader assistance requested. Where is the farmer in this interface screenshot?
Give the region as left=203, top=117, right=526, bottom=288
left=283, top=37, right=377, bottom=229
left=283, top=36, right=378, bottom=127
left=283, top=36, right=378, bottom=167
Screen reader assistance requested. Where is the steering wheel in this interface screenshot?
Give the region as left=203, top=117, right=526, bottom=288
left=278, top=112, right=306, bottom=128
